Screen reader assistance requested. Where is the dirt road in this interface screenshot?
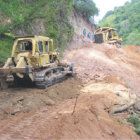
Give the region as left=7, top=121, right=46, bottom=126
left=0, top=43, right=140, bottom=139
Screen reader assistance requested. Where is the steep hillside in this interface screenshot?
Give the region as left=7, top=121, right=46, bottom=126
left=69, top=10, right=96, bottom=50
left=0, top=0, right=98, bottom=62
left=99, top=0, right=140, bottom=46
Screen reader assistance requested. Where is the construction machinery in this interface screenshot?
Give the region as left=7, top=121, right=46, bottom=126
left=94, top=27, right=122, bottom=46
left=0, top=36, right=74, bottom=89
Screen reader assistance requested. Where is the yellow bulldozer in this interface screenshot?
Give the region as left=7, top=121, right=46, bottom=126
left=0, top=36, right=74, bottom=89
left=94, top=27, right=122, bottom=46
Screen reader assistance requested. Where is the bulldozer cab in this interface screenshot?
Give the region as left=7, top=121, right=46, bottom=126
left=12, top=39, right=33, bottom=57
left=108, top=29, right=118, bottom=40
left=12, top=36, right=53, bottom=56
left=10, top=36, right=57, bottom=67
left=17, top=40, right=32, bottom=52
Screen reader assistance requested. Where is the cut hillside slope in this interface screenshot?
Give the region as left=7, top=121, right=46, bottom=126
left=68, top=10, right=96, bottom=50
left=69, top=10, right=95, bottom=42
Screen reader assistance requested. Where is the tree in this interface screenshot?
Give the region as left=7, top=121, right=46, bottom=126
left=127, top=32, right=140, bottom=46
left=119, top=20, right=131, bottom=35
left=73, top=0, right=98, bottom=20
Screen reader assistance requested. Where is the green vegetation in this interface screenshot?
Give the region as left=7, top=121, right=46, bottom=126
left=127, top=115, right=140, bottom=136
left=0, top=37, right=13, bottom=62
left=0, top=0, right=74, bottom=62
left=117, top=119, right=124, bottom=125
left=73, top=0, right=98, bottom=20
left=0, top=0, right=98, bottom=62
left=99, top=0, right=140, bottom=46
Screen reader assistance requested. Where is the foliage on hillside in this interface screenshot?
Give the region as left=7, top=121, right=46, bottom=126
left=0, top=0, right=74, bottom=61
left=99, top=0, right=140, bottom=46
left=0, top=0, right=98, bottom=62
left=127, top=115, right=140, bottom=136
left=73, top=0, right=98, bottom=20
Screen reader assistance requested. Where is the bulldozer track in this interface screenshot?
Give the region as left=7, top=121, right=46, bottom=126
left=35, top=67, right=73, bottom=89
left=35, top=75, right=71, bottom=89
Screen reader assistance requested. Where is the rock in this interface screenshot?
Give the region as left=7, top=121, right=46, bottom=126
left=54, top=116, right=58, bottom=119
left=11, top=108, right=21, bottom=115
left=17, top=97, right=24, bottom=102
left=44, top=99, right=55, bottom=106
left=134, top=101, right=140, bottom=111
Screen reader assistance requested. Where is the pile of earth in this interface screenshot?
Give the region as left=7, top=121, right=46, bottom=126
left=63, top=43, right=140, bottom=95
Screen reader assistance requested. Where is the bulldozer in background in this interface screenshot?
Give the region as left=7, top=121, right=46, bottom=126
left=94, top=27, right=122, bottom=46
left=0, top=36, right=74, bottom=89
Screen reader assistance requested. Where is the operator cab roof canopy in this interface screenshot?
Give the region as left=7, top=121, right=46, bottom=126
left=95, top=27, right=117, bottom=34
left=14, top=36, right=53, bottom=41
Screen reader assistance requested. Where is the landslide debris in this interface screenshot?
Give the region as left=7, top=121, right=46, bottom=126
left=63, top=43, right=140, bottom=95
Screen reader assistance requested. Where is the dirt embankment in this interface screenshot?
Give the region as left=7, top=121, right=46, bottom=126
left=0, top=43, right=140, bottom=139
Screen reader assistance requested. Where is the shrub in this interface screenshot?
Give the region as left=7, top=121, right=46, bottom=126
left=127, top=32, right=140, bottom=46
left=127, top=115, right=140, bottom=136
left=73, top=0, right=98, bottom=20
